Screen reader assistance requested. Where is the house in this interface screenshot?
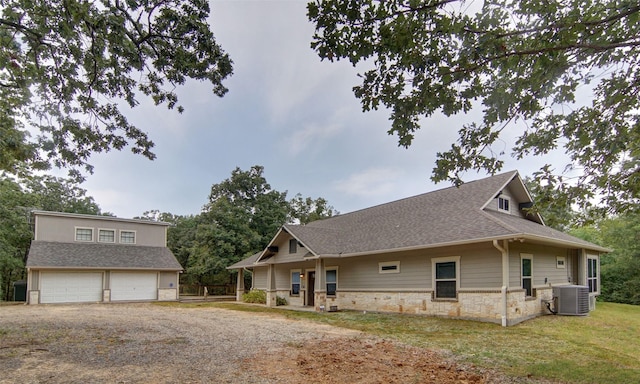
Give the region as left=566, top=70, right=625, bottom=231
left=26, top=211, right=182, bottom=304
left=228, top=171, right=609, bottom=326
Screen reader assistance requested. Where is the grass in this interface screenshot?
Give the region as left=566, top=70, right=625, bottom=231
left=155, top=301, right=640, bottom=383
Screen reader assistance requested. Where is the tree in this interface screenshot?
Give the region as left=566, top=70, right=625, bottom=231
left=1, top=0, right=233, bottom=178
left=571, top=213, right=640, bottom=305
left=308, top=0, right=640, bottom=216
left=188, top=166, right=289, bottom=284
left=288, top=193, right=339, bottom=224
left=0, top=176, right=33, bottom=301
left=23, top=174, right=102, bottom=214
left=135, top=210, right=199, bottom=278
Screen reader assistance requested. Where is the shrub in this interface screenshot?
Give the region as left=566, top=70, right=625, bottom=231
left=276, top=296, right=288, bottom=306
left=242, top=290, right=266, bottom=304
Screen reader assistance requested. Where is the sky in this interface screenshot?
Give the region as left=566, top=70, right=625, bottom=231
left=76, top=0, right=564, bottom=219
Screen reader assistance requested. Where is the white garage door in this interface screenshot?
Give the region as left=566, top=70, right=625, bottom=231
left=40, top=272, right=103, bottom=304
left=110, top=272, right=158, bottom=301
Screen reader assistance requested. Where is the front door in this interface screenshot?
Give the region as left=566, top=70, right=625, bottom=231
left=307, top=271, right=315, bottom=306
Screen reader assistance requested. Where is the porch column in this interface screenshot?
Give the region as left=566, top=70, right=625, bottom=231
left=236, top=268, right=245, bottom=302
left=314, top=258, right=327, bottom=311
left=577, top=249, right=587, bottom=286
left=266, top=263, right=277, bottom=307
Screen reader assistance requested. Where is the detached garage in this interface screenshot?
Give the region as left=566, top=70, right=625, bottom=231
left=25, top=210, right=183, bottom=305
left=27, top=242, right=182, bottom=304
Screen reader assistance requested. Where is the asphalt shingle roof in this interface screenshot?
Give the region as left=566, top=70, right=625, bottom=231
left=26, top=241, right=183, bottom=270
left=228, top=171, right=607, bottom=268
left=282, top=170, right=607, bottom=256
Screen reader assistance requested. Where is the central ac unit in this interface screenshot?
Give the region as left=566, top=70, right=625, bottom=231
left=553, top=285, right=589, bottom=316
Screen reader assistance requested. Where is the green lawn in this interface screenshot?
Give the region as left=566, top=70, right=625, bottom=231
left=158, top=301, right=640, bottom=383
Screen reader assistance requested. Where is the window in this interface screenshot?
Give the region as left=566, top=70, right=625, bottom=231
left=291, top=271, right=301, bottom=295
left=433, top=256, right=459, bottom=299
left=379, top=261, right=400, bottom=274
left=120, top=230, right=136, bottom=244
left=289, top=239, right=297, bottom=254
left=556, top=256, right=566, bottom=269
left=587, top=257, right=598, bottom=293
left=98, top=229, right=115, bottom=243
left=75, top=227, right=93, bottom=242
left=326, top=269, right=337, bottom=296
left=498, top=197, right=510, bottom=212
left=521, top=254, right=533, bottom=296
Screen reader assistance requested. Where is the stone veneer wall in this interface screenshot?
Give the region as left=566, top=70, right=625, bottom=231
left=158, top=288, right=178, bottom=301
left=28, top=290, right=40, bottom=305
left=329, top=289, right=551, bottom=325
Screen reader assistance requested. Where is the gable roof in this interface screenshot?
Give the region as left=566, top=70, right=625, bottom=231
left=232, top=171, right=607, bottom=268
left=26, top=241, right=183, bottom=270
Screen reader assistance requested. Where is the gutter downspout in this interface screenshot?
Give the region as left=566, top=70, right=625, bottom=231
left=493, top=240, right=509, bottom=327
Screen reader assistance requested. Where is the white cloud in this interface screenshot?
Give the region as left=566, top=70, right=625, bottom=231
left=285, top=121, right=342, bottom=156
left=333, top=167, right=405, bottom=198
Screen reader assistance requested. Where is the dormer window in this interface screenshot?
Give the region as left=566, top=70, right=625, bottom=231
left=289, top=239, right=297, bottom=254
left=498, top=197, right=510, bottom=212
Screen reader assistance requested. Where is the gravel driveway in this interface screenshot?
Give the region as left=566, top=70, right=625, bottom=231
left=0, top=303, right=360, bottom=384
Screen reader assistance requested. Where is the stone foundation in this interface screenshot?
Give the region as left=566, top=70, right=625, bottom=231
left=256, top=287, right=554, bottom=325
left=158, top=288, right=178, bottom=301
left=103, top=289, right=111, bottom=302
left=28, top=290, right=40, bottom=305
left=334, top=289, right=551, bottom=325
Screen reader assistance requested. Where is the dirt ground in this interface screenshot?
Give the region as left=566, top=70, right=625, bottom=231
left=246, top=337, right=489, bottom=383
left=0, top=303, right=528, bottom=383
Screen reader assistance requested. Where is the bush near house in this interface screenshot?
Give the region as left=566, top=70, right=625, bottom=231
left=242, top=290, right=266, bottom=304
left=241, top=290, right=287, bottom=305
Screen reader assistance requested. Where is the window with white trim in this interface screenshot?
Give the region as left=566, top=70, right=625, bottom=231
left=587, top=256, right=598, bottom=293
left=326, top=268, right=337, bottom=296
left=521, top=254, right=533, bottom=297
left=379, top=261, right=400, bottom=274
left=432, top=256, right=460, bottom=299
left=291, top=270, right=301, bottom=296
left=98, top=229, right=115, bottom=243
left=498, top=197, right=510, bottom=212
left=75, top=227, right=93, bottom=242
left=120, top=230, right=136, bottom=244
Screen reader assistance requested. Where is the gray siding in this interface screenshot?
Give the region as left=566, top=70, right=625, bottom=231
left=159, top=272, right=178, bottom=289
left=326, top=242, right=501, bottom=291
left=509, top=243, right=574, bottom=288
left=336, top=250, right=429, bottom=290
left=270, top=237, right=311, bottom=264
left=253, top=267, right=268, bottom=289
left=459, top=244, right=502, bottom=288
left=34, top=214, right=167, bottom=246
left=275, top=265, right=291, bottom=290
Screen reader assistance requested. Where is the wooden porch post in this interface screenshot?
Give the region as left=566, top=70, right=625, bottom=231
left=314, top=258, right=326, bottom=311
left=235, top=268, right=245, bottom=302
left=266, top=263, right=277, bottom=307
